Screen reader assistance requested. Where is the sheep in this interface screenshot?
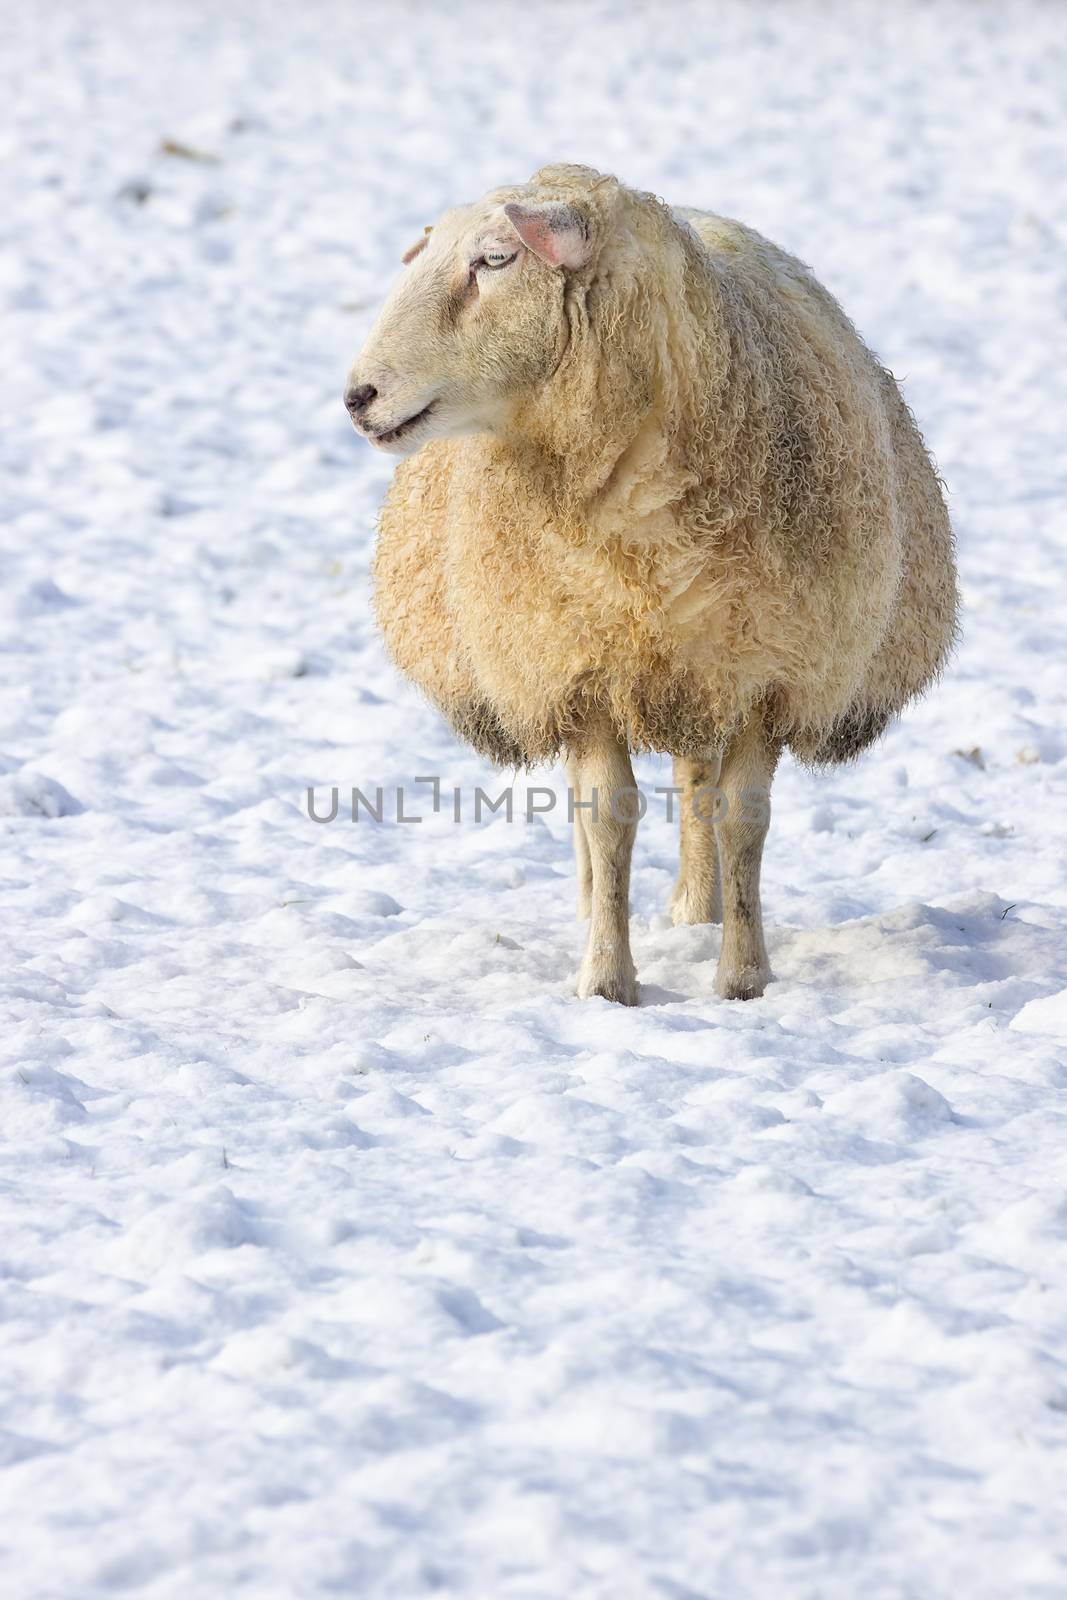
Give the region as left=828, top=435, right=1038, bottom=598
left=344, top=163, right=958, bottom=1006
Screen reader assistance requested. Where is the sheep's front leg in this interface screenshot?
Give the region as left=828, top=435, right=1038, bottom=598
left=670, top=753, right=723, bottom=925
left=571, top=724, right=639, bottom=1005
left=565, top=754, right=592, bottom=920
left=714, top=720, right=780, bottom=1001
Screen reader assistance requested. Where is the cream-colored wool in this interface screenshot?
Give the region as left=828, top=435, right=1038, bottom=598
left=349, top=164, right=958, bottom=1003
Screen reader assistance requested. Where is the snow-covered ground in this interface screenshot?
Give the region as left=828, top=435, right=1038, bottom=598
left=3, top=1, right=1067, bottom=1594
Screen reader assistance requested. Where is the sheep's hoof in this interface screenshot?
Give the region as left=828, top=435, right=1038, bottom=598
left=577, top=959, right=638, bottom=1006
left=714, top=963, right=770, bottom=1001
left=670, top=881, right=721, bottom=926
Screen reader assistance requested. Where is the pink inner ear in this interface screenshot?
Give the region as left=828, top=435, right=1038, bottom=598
left=504, top=203, right=590, bottom=270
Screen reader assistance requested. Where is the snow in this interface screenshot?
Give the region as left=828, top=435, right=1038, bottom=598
left=3, top=1, right=1067, bottom=1594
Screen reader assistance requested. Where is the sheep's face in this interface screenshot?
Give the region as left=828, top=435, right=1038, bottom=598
left=345, top=196, right=593, bottom=457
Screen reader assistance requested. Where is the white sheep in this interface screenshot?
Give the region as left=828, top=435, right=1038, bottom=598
left=345, top=164, right=958, bottom=1005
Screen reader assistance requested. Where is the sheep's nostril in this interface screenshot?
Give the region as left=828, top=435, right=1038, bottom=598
left=345, top=383, right=377, bottom=416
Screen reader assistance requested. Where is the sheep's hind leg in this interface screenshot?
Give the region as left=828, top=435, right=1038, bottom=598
left=572, top=722, right=639, bottom=1006
left=670, top=754, right=723, bottom=925
left=714, top=720, right=780, bottom=1001
left=565, top=754, right=593, bottom=920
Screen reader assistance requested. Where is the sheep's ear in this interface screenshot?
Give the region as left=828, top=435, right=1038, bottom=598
left=504, top=202, right=591, bottom=270
left=401, top=226, right=432, bottom=265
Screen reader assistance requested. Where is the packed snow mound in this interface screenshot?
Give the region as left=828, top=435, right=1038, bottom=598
left=821, top=1069, right=957, bottom=1142
left=1011, top=987, right=1067, bottom=1039
left=0, top=770, right=82, bottom=817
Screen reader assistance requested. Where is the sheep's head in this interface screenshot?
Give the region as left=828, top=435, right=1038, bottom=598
left=345, top=168, right=616, bottom=457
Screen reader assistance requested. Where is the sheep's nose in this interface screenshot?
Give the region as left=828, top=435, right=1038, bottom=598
left=345, top=383, right=377, bottom=416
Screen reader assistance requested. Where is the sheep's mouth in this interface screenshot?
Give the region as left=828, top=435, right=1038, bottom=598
left=370, top=401, right=437, bottom=447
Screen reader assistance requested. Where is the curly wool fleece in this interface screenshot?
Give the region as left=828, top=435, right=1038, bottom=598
left=373, top=165, right=958, bottom=769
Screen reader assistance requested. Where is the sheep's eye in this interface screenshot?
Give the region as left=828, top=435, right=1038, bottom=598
left=478, top=251, right=517, bottom=271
